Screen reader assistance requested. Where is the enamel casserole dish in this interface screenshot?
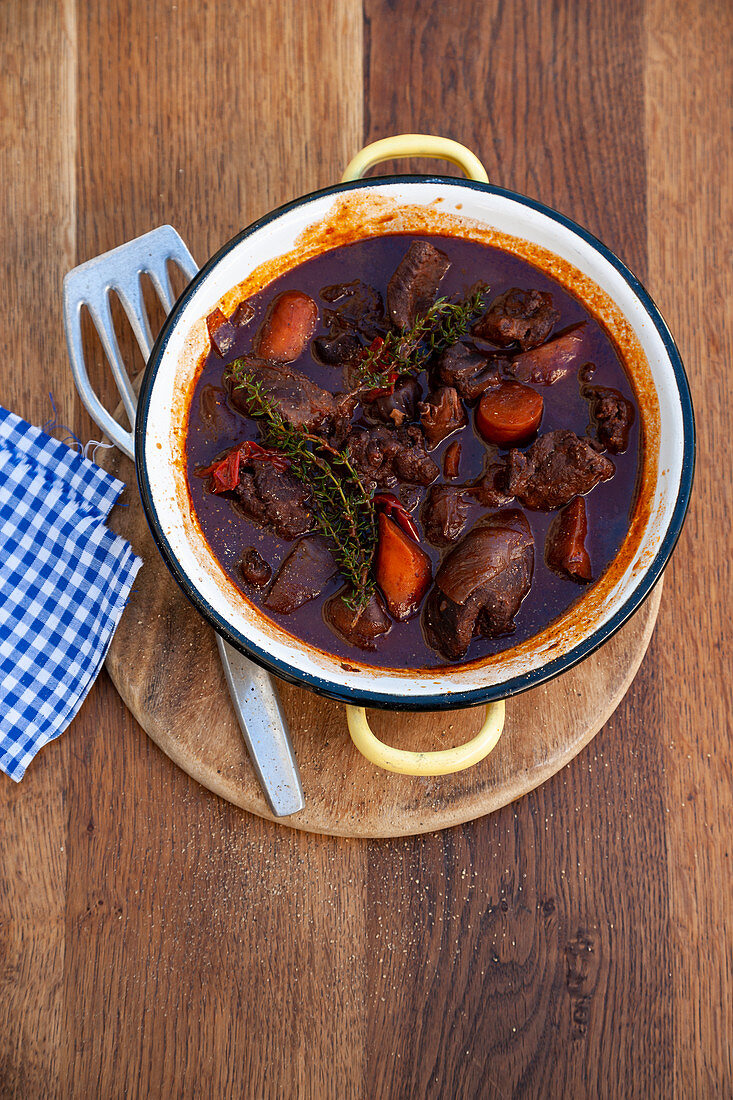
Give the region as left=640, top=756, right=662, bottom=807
left=134, top=136, right=694, bottom=775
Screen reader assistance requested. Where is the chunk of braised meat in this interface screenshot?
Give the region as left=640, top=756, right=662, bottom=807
left=198, top=384, right=242, bottom=435
left=322, top=391, right=362, bottom=450
left=399, top=484, right=423, bottom=512
left=545, top=497, right=592, bottom=581
left=387, top=241, right=450, bottom=330
left=472, top=288, right=560, bottom=350
left=443, top=441, right=461, bottom=479
left=206, top=307, right=238, bottom=358
left=583, top=384, right=635, bottom=453
left=323, top=587, right=392, bottom=650
left=344, top=424, right=439, bottom=490
left=435, top=342, right=502, bottom=401
left=509, top=326, right=585, bottom=385
left=506, top=429, right=615, bottom=510
left=420, top=485, right=470, bottom=547
left=234, top=462, right=313, bottom=540
left=313, top=281, right=386, bottom=368
left=466, top=451, right=514, bottom=508
left=240, top=547, right=272, bottom=588
left=363, top=376, right=422, bottom=427
left=320, top=280, right=385, bottom=341
left=313, top=331, right=362, bottom=367
left=422, top=510, right=534, bottom=661
left=419, top=386, right=467, bottom=448
left=264, top=537, right=337, bottom=614
left=228, top=356, right=337, bottom=433
left=230, top=300, right=255, bottom=328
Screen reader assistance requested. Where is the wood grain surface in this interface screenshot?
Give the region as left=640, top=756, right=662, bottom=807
left=0, top=0, right=730, bottom=1096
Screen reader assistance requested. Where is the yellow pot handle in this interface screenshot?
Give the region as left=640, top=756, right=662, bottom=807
left=341, top=134, right=493, bottom=776
left=346, top=700, right=505, bottom=775
left=341, top=134, right=489, bottom=184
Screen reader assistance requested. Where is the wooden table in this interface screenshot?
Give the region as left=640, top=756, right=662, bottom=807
left=1, top=2, right=730, bottom=1096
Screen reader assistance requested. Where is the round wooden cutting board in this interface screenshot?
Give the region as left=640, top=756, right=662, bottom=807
left=99, top=444, right=661, bottom=838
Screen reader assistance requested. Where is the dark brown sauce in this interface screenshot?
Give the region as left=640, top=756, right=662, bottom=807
left=184, top=234, right=640, bottom=669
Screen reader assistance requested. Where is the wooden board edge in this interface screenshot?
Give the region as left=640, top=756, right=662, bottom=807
left=105, top=584, right=662, bottom=837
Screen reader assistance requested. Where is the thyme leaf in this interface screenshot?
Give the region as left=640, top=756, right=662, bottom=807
left=355, top=285, right=489, bottom=391
left=227, top=360, right=377, bottom=606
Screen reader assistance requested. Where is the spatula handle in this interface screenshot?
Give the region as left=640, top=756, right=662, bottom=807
left=63, top=226, right=304, bottom=816
left=217, top=636, right=304, bottom=816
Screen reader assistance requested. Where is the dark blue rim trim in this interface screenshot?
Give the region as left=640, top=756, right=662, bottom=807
left=136, top=175, right=695, bottom=712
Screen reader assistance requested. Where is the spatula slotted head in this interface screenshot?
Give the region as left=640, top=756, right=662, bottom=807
left=63, top=226, right=198, bottom=459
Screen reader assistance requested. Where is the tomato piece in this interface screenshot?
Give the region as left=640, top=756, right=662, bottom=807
left=375, top=513, right=432, bottom=621
left=241, top=441, right=290, bottom=472
left=255, top=290, right=319, bottom=362
left=209, top=447, right=241, bottom=492
left=202, top=441, right=289, bottom=493
left=475, top=381, right=543, bottom=445
left=363, top=372, right=398, bottom=400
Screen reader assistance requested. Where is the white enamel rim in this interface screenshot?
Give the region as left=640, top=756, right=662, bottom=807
left=136, top=177, right=694, bottom=711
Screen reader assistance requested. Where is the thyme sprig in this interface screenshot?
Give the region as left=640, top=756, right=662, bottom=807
left=228, top=360, right=377, bottom=606
left=356, top=285, right=489, bottom=390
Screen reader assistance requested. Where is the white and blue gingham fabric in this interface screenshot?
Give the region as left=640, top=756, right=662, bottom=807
left=0, top=405, right=142, bottom=781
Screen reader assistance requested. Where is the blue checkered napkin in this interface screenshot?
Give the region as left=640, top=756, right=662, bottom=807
left=0, top=406, right=142, bottom=781
left=0, top=404, right=122, bottom=511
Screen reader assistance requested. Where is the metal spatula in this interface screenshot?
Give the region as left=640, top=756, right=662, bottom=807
left=63, top=226, right=304, bottom=817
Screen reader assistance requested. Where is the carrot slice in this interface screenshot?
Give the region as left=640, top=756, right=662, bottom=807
left=475, top=381, right=543, bottom=445
left=375, top=513, right=432, bottom=621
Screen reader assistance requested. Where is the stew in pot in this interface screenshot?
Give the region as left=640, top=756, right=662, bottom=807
left=185, top=234, right=640, bottom=668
